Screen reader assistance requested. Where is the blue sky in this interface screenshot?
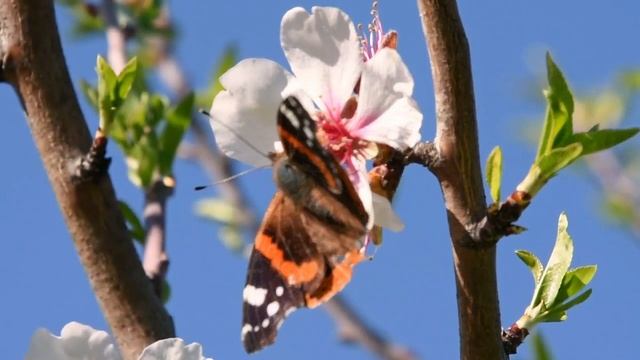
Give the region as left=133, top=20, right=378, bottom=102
left=1, top=1, right=639, bottom=359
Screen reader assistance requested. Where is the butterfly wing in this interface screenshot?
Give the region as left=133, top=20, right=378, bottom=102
left=241, top=96, right=370, bottom=353
left=242, top=192, right=324, bottom=352
left=242, top=192, right=367, bottom=353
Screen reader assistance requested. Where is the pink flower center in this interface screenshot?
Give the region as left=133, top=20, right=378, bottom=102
left=317, top=111, right=369, bottom=165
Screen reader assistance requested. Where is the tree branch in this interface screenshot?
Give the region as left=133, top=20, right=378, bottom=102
left=324, top=296, right=417, bottom=360
left=143, top=179, right=173, bottom=297
left=417, top=0, right=506, bottom=359
left=0, top=1, right=174, bottom=359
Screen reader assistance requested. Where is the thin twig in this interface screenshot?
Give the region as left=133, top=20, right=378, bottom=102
left=417, top=0, right=506, bottom=359
left=102, top=0, right=127, bottom=74
left=0, top=1, right=175, bottom=359
left=143, top=179, right=174, bottom=297
left=324, top=296, right=417, bottom=360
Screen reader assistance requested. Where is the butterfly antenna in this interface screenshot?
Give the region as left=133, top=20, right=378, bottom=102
left=194, top=164, right=271, bottom=191
left=199, top=109, right=271, bottom=161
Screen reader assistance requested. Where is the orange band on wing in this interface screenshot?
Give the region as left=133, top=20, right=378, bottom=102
left=255, top=232, right=320, bottom=285
left=305, top=251, right=366, bottom=308
left=278, top=129, right=340, bottom=192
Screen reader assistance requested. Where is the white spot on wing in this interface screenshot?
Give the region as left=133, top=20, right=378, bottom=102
left=303, top=126, right=314, bottom=139
left=243, top=285, right=268, bottom=306
left=241, top=324, right=252, bottom=341
left=253, top=325, right=260, bottom=332
left=276, top=286, right=284, bottom=297
left=262, top=318, right=270, bottom=328
left=280, top=104, right=300, bottom=128
left=267, top=301, right=280, bottom=317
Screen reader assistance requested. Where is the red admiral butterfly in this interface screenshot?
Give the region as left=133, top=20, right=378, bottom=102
left=241, top=96, right=369, bottom=353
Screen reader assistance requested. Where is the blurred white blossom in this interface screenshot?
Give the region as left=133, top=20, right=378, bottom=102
left=26, top=322, right=212, bottom=360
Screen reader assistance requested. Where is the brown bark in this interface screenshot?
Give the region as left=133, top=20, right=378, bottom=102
left=0, top=1, right=174, bottom=359
left=417, top=0, right=506, bottom=359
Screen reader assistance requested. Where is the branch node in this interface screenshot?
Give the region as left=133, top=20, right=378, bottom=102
left=404, top=141, right=439, bottom=169
left=471, top=190, right=532, bottom=245
left=72, top=129, right=112, bottom=183
left=501, top=323, right=529, bottom=355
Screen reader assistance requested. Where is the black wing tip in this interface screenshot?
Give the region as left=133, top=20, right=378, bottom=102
left=243, top=334, right=276, bottom=354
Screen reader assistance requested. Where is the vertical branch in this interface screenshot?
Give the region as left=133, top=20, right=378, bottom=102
left=0, top=1, right=174, bottom=360
left=417, top=0, right=506, bottom=359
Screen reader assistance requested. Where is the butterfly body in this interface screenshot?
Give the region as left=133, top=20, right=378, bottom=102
left=241, top=97, right=369, bottom=353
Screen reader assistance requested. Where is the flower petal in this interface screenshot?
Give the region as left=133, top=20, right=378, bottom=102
left=138, top=338, right=212, bottom=360
left=371, top=193, right=405, bottom=231
left=348, top=48, right=423, bottom=149
left=26, top=322, right=122, bottom=360
left=354, top=96, right=423, bottom=149
left=346, top=156, right=374, bottom=230
left=210, top=58, right=293, bottom=166
left=281, top=7, right=362, bottom=118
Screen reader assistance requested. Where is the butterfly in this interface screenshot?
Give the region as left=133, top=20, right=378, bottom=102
left=241, top=96, right=370, bottom=353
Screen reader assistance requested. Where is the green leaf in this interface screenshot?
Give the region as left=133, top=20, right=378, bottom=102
left=97, top=55, right=117, bottom=102
left=536, top=309, right=567, bottom=323
left=132, top=143, right=157, bottom=188
left=552, top=288, right=593, bottom=314
left=519, top=143, right=582, bottom=196
left=536, top=53, right=574, bottom=159
left=219, top=226, right=245, bottom=253
left=537, top=143, right=583, bottom=176
left=538, top=289, right=593, bottom=323
left=546, top=54, right=575, bottom=147
left=96, top=55, right=117, bottom=130
left=158, top=93, right=194, bottom=175
left=196, top=46, right=237, bottom=110
left=619, top=69, right=640, bottom=92
left=516, top=250, right=544, bottom=284
left=195, top=198, right=243, bottom=226
left=602, top=195, right=636, bottom=225
left=116, top=57, right=139, bottom=103
left=212, top=46, right=237, bottom=94
left=79, top=79, right=99, bottom=111
left=531, top=332, right=554, bottom=360
left=536, top=213, right=574, bottom=307
left=567, top=128, right=639, bottom=156
left=554, top=265, right=597, bottom=304
left=118, top=200, right=145, bottom=244
left=485, top=146, right=503, bottom=203
left=146, top=94, right=168, bottom=128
